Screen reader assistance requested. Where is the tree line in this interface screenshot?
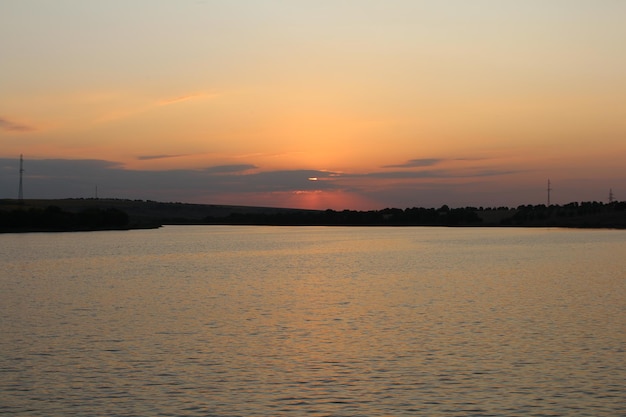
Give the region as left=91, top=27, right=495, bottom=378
left=501, top=201, right=626, bottom=228
left=2, top=200, right=624, bottom=231
left=0, top=205, right=130, bottom=232
left=205, top=201, right=626, bottom=227
left=206, top=205, right=484, bottom=226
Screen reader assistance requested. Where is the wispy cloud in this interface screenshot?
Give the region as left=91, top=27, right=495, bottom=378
left=204, top=164, right=258, bottom=174
left=454, top=157, right=490, bottom=161
left=383, top=158, right=443, bottom=168
left=136, top=154, right=188, bottom=161
left=157, top=92, right=218, bottom=106
left=94, top=91, right=219, bottom=124
left=0, top=117, right=35, bottom=132
left=342, top=168, right=521, bottom=180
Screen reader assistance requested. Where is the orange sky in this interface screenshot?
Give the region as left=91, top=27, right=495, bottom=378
left=1, top=1, right=625, bottom=209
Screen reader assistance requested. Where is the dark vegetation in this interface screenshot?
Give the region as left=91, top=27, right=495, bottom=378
left=500, top=201, right=626, bottom=228
left=206, top=205, right=483, bottom=226
left=205, top=202, right=626, bottom=228
left=1, top=198, right=625, bottom=232
left=0, top=205, right=131, bottom=232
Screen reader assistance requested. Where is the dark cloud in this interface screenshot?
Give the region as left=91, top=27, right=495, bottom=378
left=237, top=170, right=339, bottom=192
left=0, top=157, right=523, bottom=208
left=0, top=158, right=339, bottom=200
left=383, top=158, right=443, bottom=168
left=204, top=164, right=258, bottom=174
left=0, top=117, right=35, bottom=132
left=24, top=159, right=123, bottom=174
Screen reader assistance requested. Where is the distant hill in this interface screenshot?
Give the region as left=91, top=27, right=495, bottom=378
left=0, top=198, right=321, bottom=231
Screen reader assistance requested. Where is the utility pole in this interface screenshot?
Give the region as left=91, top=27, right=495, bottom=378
left=18, top=154, right=24, bottom=204
left=609, top=188, right=614, bottom=203
left=547, top=179, right=552, bottom=206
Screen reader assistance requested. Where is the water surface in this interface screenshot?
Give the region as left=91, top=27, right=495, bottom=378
left=1, top=226, right=625, bottom=416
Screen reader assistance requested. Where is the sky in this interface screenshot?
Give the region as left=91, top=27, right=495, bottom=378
left=1, top=1, right=625, bottom=210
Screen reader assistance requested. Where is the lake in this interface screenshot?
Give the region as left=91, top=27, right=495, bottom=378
left=1, top=226, right=625, bottom=416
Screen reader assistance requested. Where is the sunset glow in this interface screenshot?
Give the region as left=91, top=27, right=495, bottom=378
left=1, top=1, right=625, bottom=209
